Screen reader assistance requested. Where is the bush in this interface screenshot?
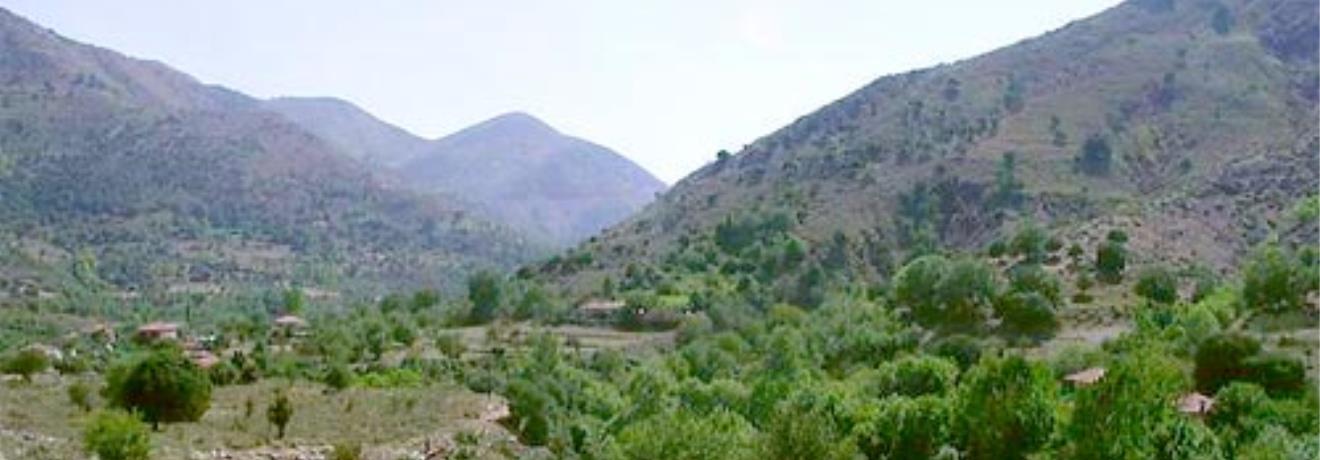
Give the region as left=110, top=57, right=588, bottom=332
left=996, top=292, right=1060, bottom=340
left=1095, top=241, right=1127, bottom=284
left=1076, top=134, right=1113, bottom=176
left=852, top=396, right=952, bottom=460
left=1242, top=245, right=1310, bottom=312
left=1193, top=333, right=1261, bottom=394
left=323, top=362, right=354, bottom=391
left=872, top=356, right=960, bottom=398
left=1134, top=266, right=1179, bottom=304
left=435, top=333, right=467, bottom=360
left=1244, top=353, right=1307, bottom=398
left=330, top=442, right=364, bottom=460
left=69, top=380, right=95, bottom=412
left=931, top=335, right=983, bottom=371
left=3, top=348, right=51, bottom=382
left=83, top=410, right=151, bottom=460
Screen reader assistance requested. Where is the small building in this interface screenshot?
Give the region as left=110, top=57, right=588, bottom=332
left=1177, top=392, right=1215, bottom=416
left=273, top=315, right=308, bottom=329
left=136, top=322, right=180, bottom=342
left=187, top=350, right=220, bottom=369
left=1063, top=367, right=1107, bottom=387
left=578, top=299, right=624, bottom=316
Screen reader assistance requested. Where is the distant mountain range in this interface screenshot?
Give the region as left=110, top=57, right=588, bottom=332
left=541, top=0, right=1318, bottom=295
left=0, top=8, right=542, bottom=298
left=265, top=100, right=667, bottom=247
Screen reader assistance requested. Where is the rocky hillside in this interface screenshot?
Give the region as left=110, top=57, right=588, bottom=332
left=0, top=8, right=540, bottom=299
left=400, top=112, right=667, bottom=246
left=541, top=0, right=1318, bottom=294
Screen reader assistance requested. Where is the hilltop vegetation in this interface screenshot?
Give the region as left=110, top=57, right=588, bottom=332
left=547, top=0, right=1318, bottom=296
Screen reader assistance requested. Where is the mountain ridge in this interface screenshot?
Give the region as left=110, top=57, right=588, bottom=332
left=539, top=0, right=1318, bottom=296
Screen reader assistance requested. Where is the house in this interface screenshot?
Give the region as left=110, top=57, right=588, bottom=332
left=187, top=350, right=221, bottom=369
left=1177, top=392, right=1215, bottom=416
left=273, top=315, right=308, bottom=329
left=575, top=299, right=625, bottom=324
left=136, top=322, right=180, bottom=342
left=1063, top=367, right=1106, bottom=387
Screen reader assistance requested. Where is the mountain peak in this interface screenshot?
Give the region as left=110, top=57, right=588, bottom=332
left=471, top=111, right=560, bottom=138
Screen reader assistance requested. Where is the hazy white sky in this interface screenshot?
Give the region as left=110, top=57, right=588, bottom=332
left=5, top=1, right=1120, bottom=182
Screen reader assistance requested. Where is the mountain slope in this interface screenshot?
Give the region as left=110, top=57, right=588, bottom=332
left=264, top=97, right=430, bottom=166
left=541, top=0, right=1318, bottom=295
left=0, top=8, right=540, bottom=298
left=401, top=112, right=668, bottom=246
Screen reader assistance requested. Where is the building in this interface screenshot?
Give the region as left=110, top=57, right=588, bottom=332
left=1063, top=367, right=1107, bottom=387
left=1177, top=392, right=1215, bottom=416
left=135, top=322, right=180, bottom=342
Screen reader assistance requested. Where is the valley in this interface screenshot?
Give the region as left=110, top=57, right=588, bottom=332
left=0, top=0, right=1316, bottom=459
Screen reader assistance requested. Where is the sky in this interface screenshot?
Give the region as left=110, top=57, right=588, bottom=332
left=4, top=1, right=1121, bottom=183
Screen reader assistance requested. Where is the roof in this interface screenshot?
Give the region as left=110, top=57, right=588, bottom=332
left=136, top=321, right=180, bottom=333
left=1177, top=393, right=1215, bottom=415
left=579, top=300, right=625, bottom=311
left=274, top=315, right=307, bottom=327
left=189, top=351, right=221, bottom=369
left=1064, top=367, right=1107, bottom=385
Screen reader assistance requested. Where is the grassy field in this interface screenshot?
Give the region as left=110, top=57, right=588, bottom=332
left=0, top=376, right=518, bottom=459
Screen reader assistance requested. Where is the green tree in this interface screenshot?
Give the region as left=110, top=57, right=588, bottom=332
left=1010, top=221, right=1049, bottom=264
left=893, top=255, right=950, bottom=328
left=1095, top=240, right=1127, bottom=284
left=1135, top=265, right=1179, bottom=304
left=957, top=355, right=1058, bottom=460
left=852, top=395, right=952, bottom=460
left=1193, top=332, right=1261, bottom=394
left=267, top=389, right=293, bottom=439
left=104, top=348, right=212, bottom=430
left=1070, top=349, right=1188, bottom=460
left=467, top=271, right=503, bottom=324
left=1241, top=245, right=1309, bottom=312
left=281, top=288, right=305, bottom=315
left=83, top=410, right=151, bottom=460
left=409, top=288, right=440, bottom=313
left=934, top=258, right=998, bottom=332
left=616, top=409, right=758, bottom=460
left=993, top=151, right=1026, bottom=209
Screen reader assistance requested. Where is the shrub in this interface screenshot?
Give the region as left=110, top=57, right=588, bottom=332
left=330, top=443, right=364, bottom=460
left=1244, top=353, right=1307, bottom=398
left=1134, top=266, right=1179, bottom=304
left=83, top=410, right=151, bottom=460
left=872, top=356, right=960, bottom=398
left=3, top=348, right=51, bottom=382
left=852, top=396, right=952, bottom=460
left=69, top=380, right=95, bottom=412
left=1095, top=241, right=1127, bottom=284
left=1242, top=245, right=1310, bottom=312
left=435, top=333, right=467, bottom=360
left=1193, top=333, right=1261, bottom=394
left=323, top=362, right=354, bottom=391
left=1076, top=134, right=1113, bottom=176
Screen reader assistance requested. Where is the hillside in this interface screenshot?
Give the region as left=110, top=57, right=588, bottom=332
left=0, top=8, right=540, bottom=299
left=263, top=97, right=430, bottom=166
left=541, top=0, right=1319, bottom=295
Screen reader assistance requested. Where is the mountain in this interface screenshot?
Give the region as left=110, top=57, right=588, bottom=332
left=263, top=97, right=429, bottom=166
left=0, top=8, right=541, bottom=299
left=539, top=0, right=1318, bottom=295
left=266, top=96, right=667, bottom=247
left=400, top=112, right=668, bottom=246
